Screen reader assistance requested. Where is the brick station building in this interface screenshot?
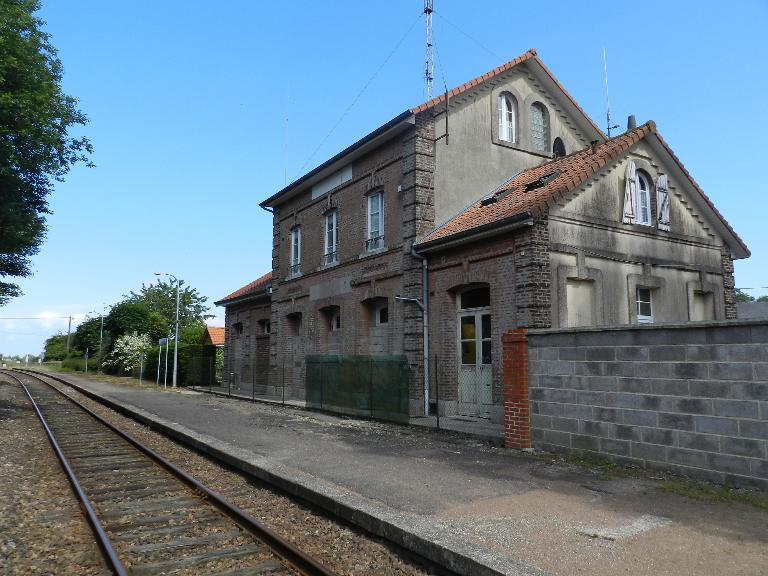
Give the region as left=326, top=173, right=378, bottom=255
left=218, top=49, right=748, bottom=426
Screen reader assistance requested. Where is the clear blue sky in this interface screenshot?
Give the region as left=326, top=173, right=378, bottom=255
left=1, top=0, right=766, bottom=357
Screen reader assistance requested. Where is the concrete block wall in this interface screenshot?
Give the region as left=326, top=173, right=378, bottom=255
left=526, top=320, right=768, bottom=489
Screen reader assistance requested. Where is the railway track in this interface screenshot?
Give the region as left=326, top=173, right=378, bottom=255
left=3, top=369, right=338, bottom=576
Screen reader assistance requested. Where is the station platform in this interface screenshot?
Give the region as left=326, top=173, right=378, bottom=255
left=45, top=373, right=767, bottom=576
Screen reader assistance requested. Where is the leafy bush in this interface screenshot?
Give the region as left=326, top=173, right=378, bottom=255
left=61, top=357, right=98, bottom=372
left=102, top=333, right=152, bottom=374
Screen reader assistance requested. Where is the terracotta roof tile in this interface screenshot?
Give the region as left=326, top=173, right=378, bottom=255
left=418, top=121, right=748, bottom=257
left=411, top=50, right=538, bottom=114
left=205, top=326, right=225, bottom=346
left=216, top=272, right=272, bottom=305
left=418, top=124, right=656, bottom=246
left=410, top=48, right=605, bottom=140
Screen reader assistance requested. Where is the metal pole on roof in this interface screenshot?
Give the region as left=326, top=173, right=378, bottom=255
left=424, top=0, right=434, bottom=99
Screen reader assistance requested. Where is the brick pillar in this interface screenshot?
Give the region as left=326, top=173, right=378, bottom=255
left=721, top=247, right=737, bottom=319
left=502, top=328, right=531, bottom=450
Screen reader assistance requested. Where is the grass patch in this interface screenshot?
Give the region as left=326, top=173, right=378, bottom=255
left=660, top=479, right=768, bottom=511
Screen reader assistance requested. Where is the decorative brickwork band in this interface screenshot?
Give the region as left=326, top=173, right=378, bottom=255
left=502, top=328, right=530, bottom=450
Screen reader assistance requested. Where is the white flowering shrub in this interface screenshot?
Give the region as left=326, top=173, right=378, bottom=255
left=102, top=333, right=152, bottom=374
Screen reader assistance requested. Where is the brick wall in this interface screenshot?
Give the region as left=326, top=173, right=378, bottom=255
left=222, top=296, right=271, bottom=386
left=519, top=321, right=768, bottom=489
left=266, top=120, right=432, bottom=408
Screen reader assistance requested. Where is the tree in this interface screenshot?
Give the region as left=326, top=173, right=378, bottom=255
left=180, top=321, right=207, bottom=345
left=102, top=333, right=151, bottom=374
left=105, top=302, right=166, bottom=343
left=43, top=333, right=68, bottom=360
left=72, top=316, right=104, bottom=356
left=757, top=295, right=768, bottom=303
left=0, top=1, right=92, bottom=306
left=124, top=280, right=212, bottom=333
left=735, top=288, right=754, bottom=303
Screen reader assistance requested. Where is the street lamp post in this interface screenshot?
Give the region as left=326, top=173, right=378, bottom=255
left=155, top=272, right=181, bottom=388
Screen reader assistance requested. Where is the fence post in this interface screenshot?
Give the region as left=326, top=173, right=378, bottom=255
left=435, top=354, right=440, bottom=430
left=281, top=353, right=286, bottom=405
left=369, top=357, right=374, bottom=418
left=502, top=329, right=531, bottom=450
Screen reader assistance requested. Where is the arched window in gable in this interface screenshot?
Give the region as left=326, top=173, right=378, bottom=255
left=498, top=93, right=517, bottom=142
left=552, top=137, right=566, bottom=158
left=530, top=102, right=550, bottom=152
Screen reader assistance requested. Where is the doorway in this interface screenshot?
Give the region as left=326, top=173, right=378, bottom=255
left=457, top=286, right=492, bottom=417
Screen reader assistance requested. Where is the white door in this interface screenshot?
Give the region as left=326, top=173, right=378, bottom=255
left=458, top=310, right=492, bottom=417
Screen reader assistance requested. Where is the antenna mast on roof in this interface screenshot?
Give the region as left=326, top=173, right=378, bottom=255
left=424, top=0, right=434, bottom=99
left=602, top=47, right=619, bottom=137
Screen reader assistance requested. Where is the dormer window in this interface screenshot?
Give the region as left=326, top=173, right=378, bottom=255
left=635, top=172, right=652, bottom=226
left=498, top=93, right=517, bottom=143
left=530, top=102, right=549, bottom=152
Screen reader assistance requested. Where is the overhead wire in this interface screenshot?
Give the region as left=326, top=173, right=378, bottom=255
left=433, top=9, right=503, bottom=62
left=293, top=9, right=424, bottom=181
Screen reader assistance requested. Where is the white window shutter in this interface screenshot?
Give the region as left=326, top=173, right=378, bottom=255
left=656, top=174, right=670, bottom=231
left=622, top=160, right=637, bottom=224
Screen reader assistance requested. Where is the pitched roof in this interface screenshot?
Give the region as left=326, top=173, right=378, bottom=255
left=410, top=49, right=538, bottom=114
left=215, top=272, right=272, bottom=306
left=204, top=326, right=225, bottom=346
left=417, top=121, right=748, bottom=257
left=410, top=49, right=605, bottom=140
left=261, top=49, right=604, bottom=208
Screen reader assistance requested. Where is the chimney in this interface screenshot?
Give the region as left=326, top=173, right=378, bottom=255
left=627, top=115, right=637, bottom=130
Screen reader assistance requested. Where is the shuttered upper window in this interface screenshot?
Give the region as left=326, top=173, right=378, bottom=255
left=635, top=172, right=651, bottom=226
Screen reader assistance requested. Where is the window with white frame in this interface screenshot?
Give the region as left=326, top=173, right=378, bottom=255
left=289, top=227, right=301, bottom=276
left=498, top=93, right=517, bottom=143
left=636, top=287, right=653, bottom=324
left=635, top=171, right=652, bottom=226
left=530, top=102, right=549, bottom=152
left=324, top=210, right=338, bottom=265
left=366, top=191, right=384, bottom=251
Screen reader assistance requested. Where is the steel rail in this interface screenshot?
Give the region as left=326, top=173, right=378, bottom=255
left=2, top=370, right=128, bottom=576
left=10, top=369, right=339, bottom=576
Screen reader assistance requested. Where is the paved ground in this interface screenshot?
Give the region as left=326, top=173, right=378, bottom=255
left=45, top=373, right=768, bottom=576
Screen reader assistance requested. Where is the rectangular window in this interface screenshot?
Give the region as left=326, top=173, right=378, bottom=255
left=636, top=287, right=653, bottom=324
left=366, top=192, right=384, bottom=251
left=376, top=304, right=388, bottom=325
left=324, top=211, right=338, bottom=265
left=329, top=309, right=341, bottom=331
left=290, top=228, right=301, bottom=276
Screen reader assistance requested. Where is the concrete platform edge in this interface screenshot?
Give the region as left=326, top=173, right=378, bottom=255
left=55, top=377, right=538, bottom=576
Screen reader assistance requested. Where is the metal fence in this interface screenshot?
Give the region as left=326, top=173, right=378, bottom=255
left=305, top=355, right=410, bottom=423
left=417, top=355, right=504, bottom=440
